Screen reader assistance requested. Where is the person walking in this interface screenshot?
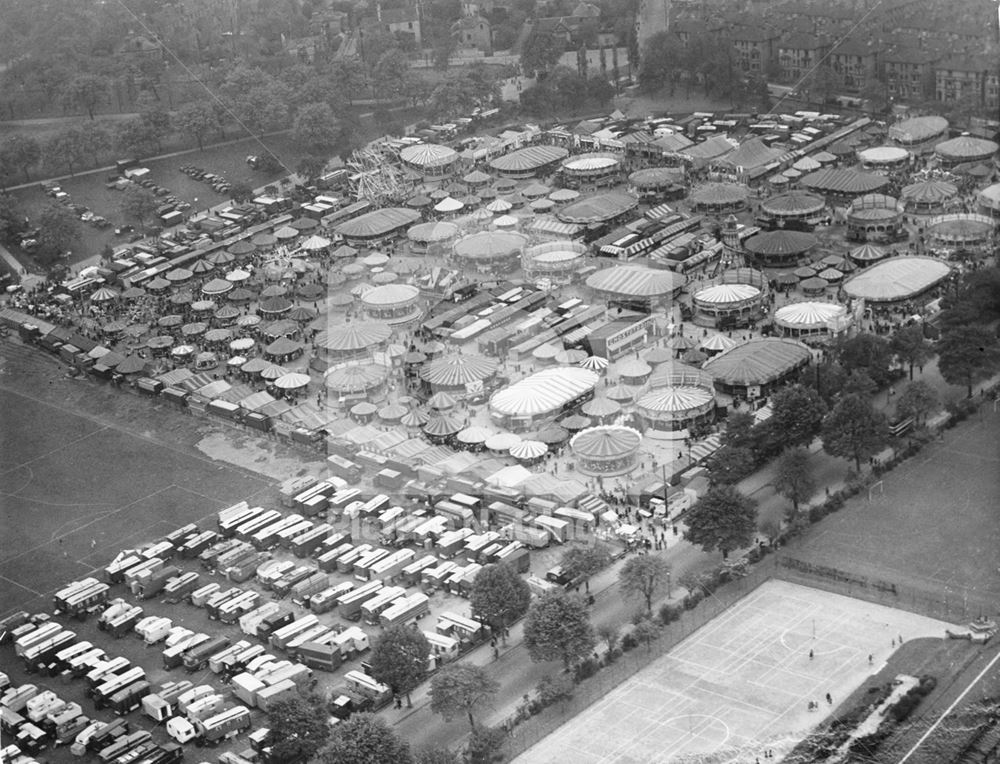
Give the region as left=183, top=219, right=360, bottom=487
left=809, top=649, right=814, bottom=660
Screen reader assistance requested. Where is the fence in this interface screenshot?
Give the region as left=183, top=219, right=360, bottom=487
left=771, top=553, right=994, bottom=625
left=499, top=554, right=779, bottom=760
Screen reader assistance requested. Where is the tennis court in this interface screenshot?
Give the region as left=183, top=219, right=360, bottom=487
left=517, top=580, right=953, bottom=763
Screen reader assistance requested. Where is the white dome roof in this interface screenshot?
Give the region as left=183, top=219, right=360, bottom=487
left=774, top=301, right=847, bottom=328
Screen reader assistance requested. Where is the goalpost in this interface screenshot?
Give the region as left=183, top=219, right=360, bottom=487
left=868, top=480, right=884, bottom=503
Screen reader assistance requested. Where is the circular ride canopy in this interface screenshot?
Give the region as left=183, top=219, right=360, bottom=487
left=562, top=153, right=620, bottom=172
left=629, top=167, right=684, bottom=188
left=857, top=146, right=910, bottom=165
left=490, top=367, right=599, bottom=418
left=902, top=180, right=958, bottom=205
left=637, top=386, right=714, bottom=415
left=800, top=168, right=889, bottom=196
left=703, top=338, right=812, bottom=386
left=694, top=283, right=761, bottom=306
left=335, top=208, right=421, bottom=241
left=888, top=115, right=948, bottom=145
left=408, top=221, right=460, bottom=243
left=586, top=265, right=686, bottom=298
left=935, top=135, right=998, bottom=164
left=570, top=425, right=642, bottom=458
left=743, top=230, right=818, bottom=259
left=420, top=354, right=500, bottom=388
left=453, top=231, right=528, bottom=260
left=690, top=183, right=750, bottom=207
left=557, top=191, right=638, bottom=224
left=316, top=321, right=393, bottom=352
left=774, top=301, right=848, bottom=329
left=842, top=256, right=951, bottom=302
left=361, top=284, right=420, bottom=307
left=761, top=192, right=826, bottom=217
left=324, top=362, right=390, bottom=393
left=489, top=145, right=569, bottom=175
left=400, top=143, right=459, bottom=168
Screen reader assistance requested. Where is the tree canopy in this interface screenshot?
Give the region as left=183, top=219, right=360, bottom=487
left=895, top=380, right=939, bottom=425
left=318, top=713, right=412, bottom=764
left=523, top=591, right=596, bottom=669
left=706, top=445, right=756, bottom=485
left=559, top=544, right=612, bottom=585
left=429, top=664, right=499, bottom=730
left=836, top=333, right=893, bottom=388
left=772, top=447, right=816, bottom=514
left=889, top=323, right=932, bottom=380
left=120, top=185, right=159, bottom=230
left=769, top=384, right=827, bottom=447
left=469, top=564, right=532, bottom=636
left=266, top=695, right=332, bottom=763
left=821, top=393, right=888, bottom=471
left=37, top=204, right=80, bottom=263
left=683, top=484, right=758, bottom=559
left=937, top=326, right=1000, bottom=398
left=619, top=555, right=671, bottom=614
left=368, top=626, right=430, bottom=707
left=0, top=134, right=40, bottom=184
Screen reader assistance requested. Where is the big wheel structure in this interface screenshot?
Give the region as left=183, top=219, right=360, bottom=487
left=347, top=145, right=407, bottom=205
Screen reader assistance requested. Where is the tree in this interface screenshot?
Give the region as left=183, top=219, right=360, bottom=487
left=808, top=359, right=849, bottom=405
left=318, top=713, right=411, bottom=764
left=37, top=204, right=80, bottom=262
left=230, top=182, right=254, bottom=204
left=721, top=411, right=756, bottom=449
left=429, top=664, right=499, bottom=730
left=293, top=102, right=343, bottom=157
left=368, top=626, right=430, bottom=707
left=588, top=76, right=616, bottom=107
left=330, top=58, right=368, bottom=105
left=43, top=128, right=88, bottom=175
left=821, top=393, right=888, bottom=471
left=836, top=333, right=893, bottom=388
left=174, top=101, right=219, bottom=151
left=619, top=555, right=671, bottom=614
left=772, top=447, right=816, bottom=514
left=769, top=384, right=828, bottom=447
left=937, top=326, right=1000, bottom=398
left=0, top=134, right=40, bottom=184
left=632, top=617, right=661, bottom=650
left=414, top=748, right=462, bottom=764
left=433, top=35, right=458, bottom=70
left=803, top=64, right=837, bottom=104
left=559, top=543, right=612, bottom=590
left=296, top=155, right=327, bottom=182
left=466, top=725, right=506, bottom=764
left=638, top=31, right=685, bottom=94
left=267, top=695, right=332, bottom=762
left=0, top=193, right=24, bottom=241
left=683, top=484, right=758, bottom=559
left=120, top=186, right=159, bottom=231
left=61, top=74, right=107, bottom=118
left=521, top=32, right=565, bottom=76
left=896, top=380, right=939, bottom=425
left=890, top=324, right=932, bottom=380
left=523, top=591, right=596, bottom=669
left=373, top=49, right=410, bottom=100
left=469, top=564, right=532, bottom=638
left=137, top=93, right=171, bottom=150
left=115, top=118, right=158, bottom=158
left=706, top=445, right=756, bottom=485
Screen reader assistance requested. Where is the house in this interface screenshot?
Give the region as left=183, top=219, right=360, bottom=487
left=730, top=25, right=779, bottom=74
left=935, top=56, right=1000, bottom=109
left=883, top=46, right=941, bottom=101
left=453, top=15, right=493, bottom=55
left=829, top=38, right=878, bottom=91
left=380, top=7, right=422, bottom=47
left=777, top=33, right=829, bottom=82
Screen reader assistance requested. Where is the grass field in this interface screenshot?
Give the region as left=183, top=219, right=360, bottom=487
left=517, top=581, right=954, bottom=764
left=0, top=385, right=274, bottom=617
left=793, top=408, right=1000, bottom=607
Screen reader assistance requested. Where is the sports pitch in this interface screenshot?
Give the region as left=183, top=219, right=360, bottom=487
left=0, top=386, right=273, bottom=616
left=517, top=580, right=953, bottom=763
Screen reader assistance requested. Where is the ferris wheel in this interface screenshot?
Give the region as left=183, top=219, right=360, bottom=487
left=347, top=145, right=407, bottom=205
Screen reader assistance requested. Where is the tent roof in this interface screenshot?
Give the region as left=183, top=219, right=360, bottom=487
left=774, top=301, right=846, bottom=327
left=800, top=168, right=889, bottom=195
left=703, top=338, right=812, bottom=385
left=586, top=265, right=685, bottom=297
left=557, top=191, right=638, bottom=224
left=490, top=367, right=599, bottom=417
left=336, top=207, right=420, bottom=239
left=489, top=145, right=568, bottom=172
left=419, top=354, right=500, bottom=387
left=316, top=321, right=392, bottom=351
left=637, top=386, right=714, bottom=412
left=744, top=229, right=818, bottom=256
left=842, top=256, right=951, bottom=301
left=570, top=426, right=641, bottom=458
